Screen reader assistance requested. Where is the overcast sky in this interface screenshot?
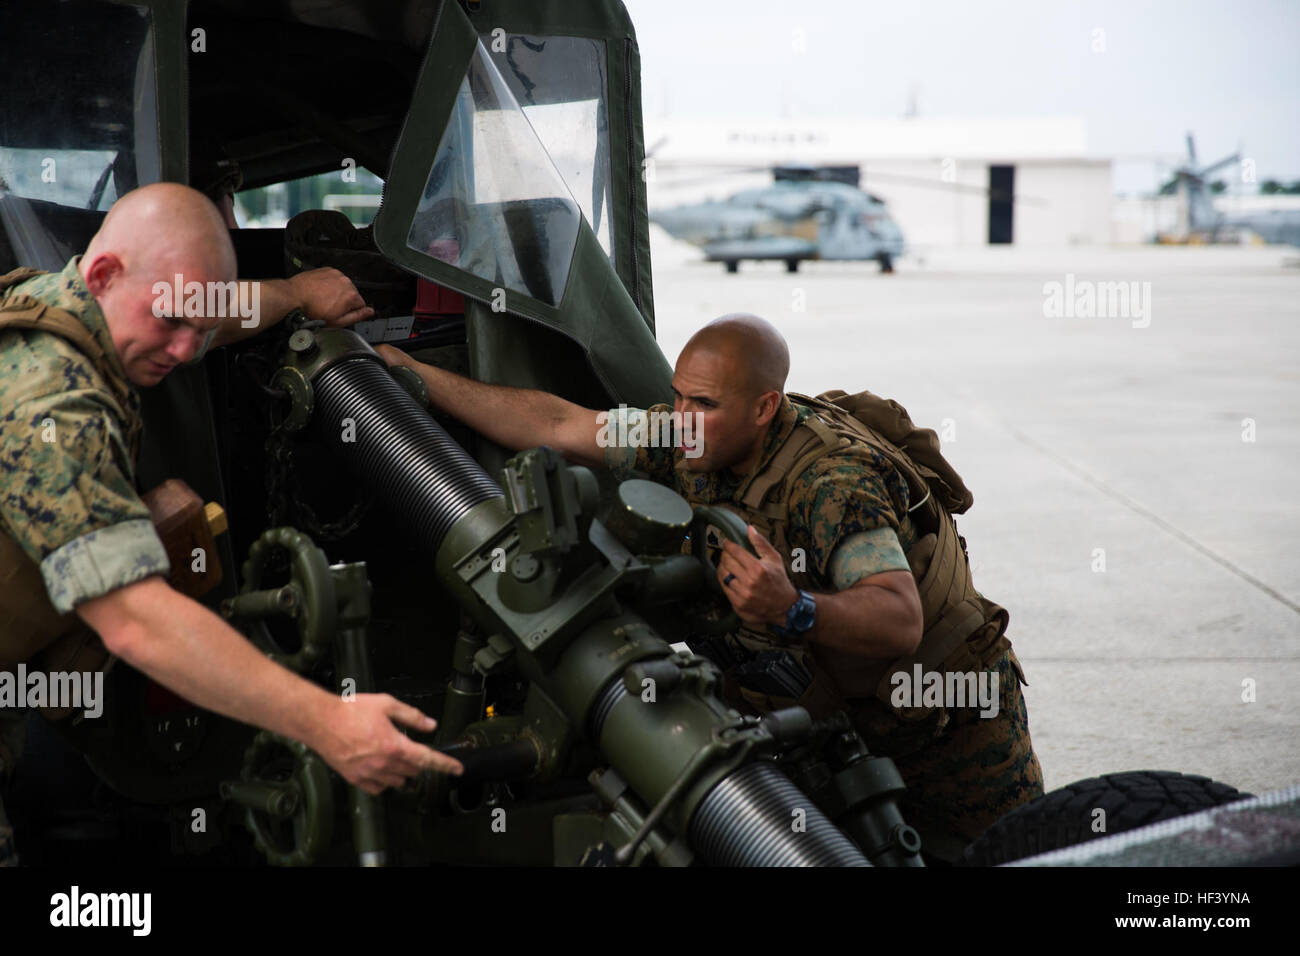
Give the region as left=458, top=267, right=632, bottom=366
left=621, top=0, right=1300, bottom=193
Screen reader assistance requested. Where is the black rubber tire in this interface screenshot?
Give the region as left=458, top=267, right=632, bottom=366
left=724, top=260, right=739, bottom=274
left=785, top=258, right=800, bottom=273
left=877, top=252, right=894, bottom=273
left=960, top=770, right=1251, bottom=866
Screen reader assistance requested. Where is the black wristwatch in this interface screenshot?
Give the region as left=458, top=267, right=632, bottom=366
left=772, top=589, right=816, bottom=641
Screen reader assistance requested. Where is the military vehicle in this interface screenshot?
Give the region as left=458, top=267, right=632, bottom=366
left=651, top=165, right=905, bottom=273
left=0, top=0, right=1267, bottom=867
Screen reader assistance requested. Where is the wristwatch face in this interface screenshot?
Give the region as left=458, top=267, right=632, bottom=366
left=787, top=590, right=816, bottom=633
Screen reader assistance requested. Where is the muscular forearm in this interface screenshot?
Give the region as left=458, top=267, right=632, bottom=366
left=79, top=576, right=463, bottom=791
left=80, top=577, right=338, bottom=751
left=210, top=270, right=374, bottom=347
left=796, top=575, right=922, bottom=697
left=401, top=361, right=583, bottom=454
left=803, top=575, right=922, bottom=659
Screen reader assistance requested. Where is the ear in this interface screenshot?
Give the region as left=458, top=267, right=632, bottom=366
left=754, top=390, right=782, bottom=427
left=81, top=252, right=124, bottom=296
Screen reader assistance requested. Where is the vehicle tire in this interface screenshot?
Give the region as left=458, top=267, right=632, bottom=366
left=785, top=259, right=800, bottom=273
left=960, top=770, right=1251, bottom=866
left=724, top=260, right=739, bottom=274
left=877, top=252, right=894, bottom=273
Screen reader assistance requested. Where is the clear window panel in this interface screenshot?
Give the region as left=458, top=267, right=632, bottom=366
left=484, top=35, right=613, bottom=266
left=406, top=41, right=582, bottom=307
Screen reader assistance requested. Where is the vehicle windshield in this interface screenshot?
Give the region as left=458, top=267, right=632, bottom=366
left=0, top=0, right=160, bottom=272
left=405, top=40, right=583, bottom=307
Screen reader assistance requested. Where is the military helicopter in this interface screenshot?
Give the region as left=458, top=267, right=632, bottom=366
left=1167, top=133, right=1300, bottom=246
left=650, top=165, right=905, bottom=273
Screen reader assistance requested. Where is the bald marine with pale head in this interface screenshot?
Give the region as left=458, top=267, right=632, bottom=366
left=671, top=313, right=792, bottom=476
left=79, top=182, right=236, bottom=386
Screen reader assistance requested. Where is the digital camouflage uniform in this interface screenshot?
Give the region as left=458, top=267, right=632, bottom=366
left=0, top=259, right=171, bottom=794
left=605, top=397, right=1044, bottom=860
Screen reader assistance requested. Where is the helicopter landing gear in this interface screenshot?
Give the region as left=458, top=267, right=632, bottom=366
left=877, top=252, right=894, bottom=273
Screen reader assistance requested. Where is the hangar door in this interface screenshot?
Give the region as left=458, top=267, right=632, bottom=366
left=988, top=164, right=1014, bottom=244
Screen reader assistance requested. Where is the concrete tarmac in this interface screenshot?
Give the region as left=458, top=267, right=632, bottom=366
left=646, top=235, right=1300, bottom=796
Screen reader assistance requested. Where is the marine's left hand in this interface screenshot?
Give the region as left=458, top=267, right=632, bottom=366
left=288, top=267, right=375, bottom=326
left=716, top=525, right=800, bottom=629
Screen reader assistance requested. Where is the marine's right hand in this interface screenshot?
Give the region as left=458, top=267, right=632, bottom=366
left=312, top=693, right=463, bottom=795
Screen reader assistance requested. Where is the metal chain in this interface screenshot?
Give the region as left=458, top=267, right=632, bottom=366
left=252, top=319, right=371, bottom=544
left=263, top=420, right=370, bottom=542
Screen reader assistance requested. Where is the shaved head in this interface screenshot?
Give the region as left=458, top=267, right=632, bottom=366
left=681, top=313, right=789, bottom=398
left=85, top=182, right=236, bottom=281
left=80, top=183, right=237, bottom=385
left=671, top=314, right=790, bottom=476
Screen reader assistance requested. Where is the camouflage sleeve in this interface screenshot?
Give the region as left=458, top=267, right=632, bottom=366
left=828, top=527, right=910, bottom=590
left=787, top=446, right=912, bottom=588
left=0, top=389, right=169, bottom=614
left=600, top=402, right=677, bottom=485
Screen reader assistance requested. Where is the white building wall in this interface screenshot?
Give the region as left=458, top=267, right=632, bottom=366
left=1013, top=161, right=1113, bottom=245
left=856, top=159, right=1113, bottom=247
left=1111, top=196, right=1180, bottom=243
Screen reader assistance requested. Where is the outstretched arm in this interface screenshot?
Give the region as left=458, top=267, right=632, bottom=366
left=210, top=269, right=375, bottom=347
left=78, top=577, right=462, bottom=794
left=375, top=345, right=607, bottom=467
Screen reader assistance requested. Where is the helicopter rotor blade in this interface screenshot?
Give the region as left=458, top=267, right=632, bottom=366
left=1197, top=153, right=1241, bottom=180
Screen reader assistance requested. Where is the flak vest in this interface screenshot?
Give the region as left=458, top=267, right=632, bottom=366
left=0, top=268, right=138, bottom=713
left=678, top=389, right=1017, bottom=721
